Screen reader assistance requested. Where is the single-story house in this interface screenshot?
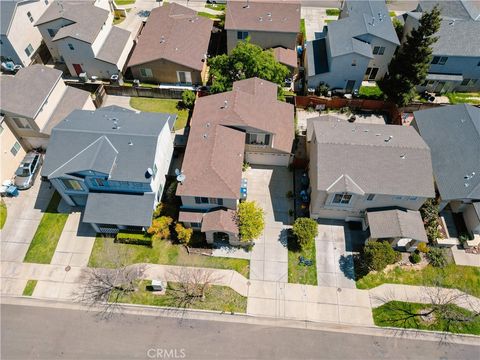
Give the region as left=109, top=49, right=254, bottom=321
left=41, top=106, right=175, bottom=233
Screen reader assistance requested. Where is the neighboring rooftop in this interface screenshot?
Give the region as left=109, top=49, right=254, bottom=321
left=1, top=0, right=24, bottom=35
left=413, top=104, right=480, bottom=201
left=225, top=0, right=301, bottom=33
left=0, top=65, right=62, bottom=119
left=418, top=0, right=480, bottom=20
left=307, top=116, right=435, bottom=198
left=177, top=77, right=294, bottom=199
left=272, top=47, right=297, bottom=68
left=367, top=209, right=428, bottom=243
left=35, top=0, right=109, bottom=44
left=42, top=106, right=176, bottom=183
left=128, top=3, right=213, bottom=70
left=202, top=209, right=239, bottom=235
left=96, top=26, right=131, bottom=65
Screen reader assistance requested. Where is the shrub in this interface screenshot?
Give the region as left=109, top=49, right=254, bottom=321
left=181, top=90, right=196, bottom=110
left=420, top=198, right=442, bottom=243
left=286, top=190, right=294, bottom=199
left=292, top=218, right=318, bottom=248
left=363, top=241, right=401, bottom=271
left=147, top=216, right=173, bottom=240
left=458, top=233, right=471, bottom=249
left=237, top=201, right=265, bottom=242
left=409, top=252, right=421, bottom=264
left=315, top=82, right=329, bottom=96
left=427, top=247, right=447, bottom=268
left=242, top=161, right=250, bottom=172
left=416, top=242, right=429, bottom=253
left=326, top=8, right=340, bottom=16
left=175, top=223, right=193, bottom=246
left=115, top=232, right=152, bottom=247
left=153, top=203, right=163, bottom=218
left=165, top=181, right=178, bottom=203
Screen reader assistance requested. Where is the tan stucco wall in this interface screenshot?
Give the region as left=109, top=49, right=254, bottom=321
left=130, top=59, right=204, bottom=85
left=227, top=30, right=297, bottom=53
left=1, top=121, right=25, bottom=181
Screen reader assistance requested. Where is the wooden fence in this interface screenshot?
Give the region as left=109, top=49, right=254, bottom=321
left=104, top=85, right=184, bottom=99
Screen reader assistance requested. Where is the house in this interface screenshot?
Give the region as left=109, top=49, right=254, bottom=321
left=305, top=0, right=400, bottom=93
left=177, top=77, right=294, bottom=244
left=306, top=116, right=435, bottom=250
left=127, top=3, right=213, bottom=86
left=401, top=0, right=480, bottom=92
left=35, top=0, right=133, bottom=79
left=1, top=116, right=26, bottom=182
left=225, top=0, right=301, bottom=54
left=272, top=46, right=298, bottom=77
left=0, top=65, right=94, bottom=152
left=41, top=106, right=176, bottom=234
left=412, top=104, right=480, bottom=237
left=0, top=0, right=51, bottom=67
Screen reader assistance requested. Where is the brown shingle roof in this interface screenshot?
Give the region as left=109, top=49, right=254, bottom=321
left=128, top=3, right=213, bottom=70
left=367, top=209, right=428, bottom=243
left=176, top=77, right=294, bottom=199
left=272, top=47, right=297, bottom=68
left=202, top=209, right=239, bottom=235
left=225, top=0, right=301, bottom=33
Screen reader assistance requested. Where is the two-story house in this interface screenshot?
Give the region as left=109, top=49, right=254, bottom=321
left=127, top=3, right=213, bottom=86
left=0, top=65, right=94, bottom=153
left=177, top=77, right=294, bottom=245
left=1, top=115, right=26, bottom=182
left=0, top=0, right=51, bottom=67
left=307, top=116, right=435, bottom=251
left=225, top=0, right=300, bottom=68
left=35, top=0, right=133, bottom=79
left=41, top=106, right=176, bottom=234
left=412, top=104, right=480, bottom=238
left=401, top=0, right=480, bottom=92
left=306, top=0, right=400, bottom=93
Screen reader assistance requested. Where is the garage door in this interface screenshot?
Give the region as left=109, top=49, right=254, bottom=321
left=245, top=152, right=290, bottom=166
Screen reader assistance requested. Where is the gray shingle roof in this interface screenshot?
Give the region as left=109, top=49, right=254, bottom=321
left=418, top=0, right=480, bottom=20
left=0, top=65, right=61, bottom=119
left=0, top=0, right=22, bottom=35
left=308, top=116, right=435, bottom=198
left=96, top=26, right=131, bottom=65
left=327, top=18, right=374, bottom=58
left=367, top=209, right=428, bottom=243
left=84, top=192, right=155, bottom=227
left=42, top=106, right=176, bottom=183
left=413, top=104, right=480, bottom=201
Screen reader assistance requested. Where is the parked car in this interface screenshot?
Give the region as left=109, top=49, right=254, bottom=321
left=14, top=152, right=43, bottom=190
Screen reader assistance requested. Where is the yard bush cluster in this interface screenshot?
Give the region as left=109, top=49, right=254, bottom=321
left=426, top=247, right=448, bottom=268
left=175, top=223, right=193, bottom=246
left=181, top=90, right=196, bottom=110
left=292, top=218, right=318, bottom=248
left=363, top=241, right=401, bottom=271
left=147, top=216, right=173, bottom=240
left=416, top=242, right=429, bottom=253
left=237, top=201, right=265, bottom=242
left=420, top=198, right=442, bottom=243
left=116, top=232, right=152, bottom=247
left=409, top=252, right=421, bottom=264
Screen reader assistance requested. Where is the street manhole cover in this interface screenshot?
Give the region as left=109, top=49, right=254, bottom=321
left=65, top=265, right=71, bottom=272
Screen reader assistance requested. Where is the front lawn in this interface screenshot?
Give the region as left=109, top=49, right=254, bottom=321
left=198, top=11, right=222, bottom=20
left=115, top=0, right=135, bottom=5
left=446, top=92, right=480, bottom=105
left=356, top=264, right=480, bottom=297
left=24, top=192, right=69, bottom=264
left=129, top=98, right=189, bottom=130
left=373, top=301, right=480, bottom=335
left=358, top=85, right=383, bottom=99
left=88, top=236, right=250, bottom=278
left=22, top=280, right=38, bottom=296
left=205, top=4, right=225, bottom=11
left=287, top=235, right=317, bottom=285
left=115, top=280, right=247, bottom=313
left=326, top=8, right=340, bottom=16
left=0, top=200, right=6, bottom=229
left=113, top=13, right=126, bottom=25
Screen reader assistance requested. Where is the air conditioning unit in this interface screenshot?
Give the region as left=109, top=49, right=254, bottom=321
left=79, top=72, right=88, bottom=82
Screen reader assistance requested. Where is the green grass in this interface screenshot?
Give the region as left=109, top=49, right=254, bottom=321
left=446, top=92, right=480, bottom=105
left=288, top=237, right=317, bottom=285
left=198, top=11, right=222, bottom=20
left=300, top=18, right=306, bottom=38
left=115, top=280, right=247, bottom=313
left=88, top=236, right=250, bottom=278
left=129, top=98, right=189, bottom=130
left=373, top=301, right=480, bottom=335
left=326, top=8, right=340, bottom=16
left=24, top=192, right=69, bottom=264
left=22, top=280, right=37, bottom=296
left=0, top=200, right=6, bottom=229
left=356, top=264, right=480, bottom=297
left=389, top=11, right=396, bottom=17
left=205, top=4, right=225, bottom=11
left=115, top=0, right=135, bottom=5
left=325, top=19, right=334, bottom=24
left=358, top=85, right=384, bottom=99
left=113, top=14, right=126, bottom=25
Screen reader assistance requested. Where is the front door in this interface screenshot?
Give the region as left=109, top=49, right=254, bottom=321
left=345, top=80, right=356, bottom=93
left=73, top=63, right=83, bottom=76
left=434, top=81, right=446, bottom=93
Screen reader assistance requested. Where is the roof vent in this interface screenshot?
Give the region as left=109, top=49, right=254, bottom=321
left=223, top=100, right=228, bottom=108
left=203, top=133, right=208, bottom=139
left=363, top=129, right=369, bottom=132
left=375, top=133, right=381, bottom=136
left=160, top=36, right=165, bottom=43
left=267, top=12, right=272, bottom=17
left=128, top=140, right=133, bottom=146
left=146, top=168, right=153, bottom=178
left=243, top=0, right=250, bottom=9
left=400, top=154, right=406, bottom=159
left=206, top=122, right=210, bottom=128
left=384, top=135, right=393, bottom=142
left=259, top=16, right=263, bottom=22
left=449, top=20, right=455, bottom=25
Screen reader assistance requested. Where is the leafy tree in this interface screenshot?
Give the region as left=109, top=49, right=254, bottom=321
left=364, top=241, right=401, bottom=271
left=208, top=39, right=289, bottom=93
left=392, top=17, right=404, bottom=40
left=237, top=201, right=264, bottom=242
left=378, top=6, right=441, bottom=106
left=181, top=90, right=196, bottom=110
left=416, top=242, right=429, bottom=253
left=420, top=198, right=441, bottom=243
left=427, top=247, right=447, bottom=268
left=175, top=223, right=193, bottom=247
left=292, top=218, right=318, bottom=248
left=147, top=216, right=173, bottom=240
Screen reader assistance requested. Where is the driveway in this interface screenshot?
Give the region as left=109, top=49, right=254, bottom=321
left=244, top=166, right=293, bottom=282
left=115, top=0, right=160, bottom=35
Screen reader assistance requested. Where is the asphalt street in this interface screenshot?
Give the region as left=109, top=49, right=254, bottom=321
left=2, top=304, right=479, bottom=360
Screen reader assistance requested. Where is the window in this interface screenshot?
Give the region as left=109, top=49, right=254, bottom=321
left=408, top=196, right=418, bottom=201
left=461, top=79, right=478, bottom=87
left=237, top=31, right=248, bottom=40
left=431, top=56, right=448, bottom=65
left=209, top=198, right=224, bottom=206
left=394, top=195, right=404, bottom=200
left=93, top=178, right=105, bottom=186
left=373, top=46, right=385, bottom=55
left=152, top=164, right=158, bottom=178
left=332, top=193, right=352, bottom=205
left=140, top=68, right=153, bottom=78
left=62, top=179, right=83, bottom=191
left=0, top=39, right=3, bottom=45
left=10, top=142, right=21, bottom=156
left=351, top=59, right=356, bottom=66
left=27, top=11, right=34, bottom=23
left=47, top=28, right=58, bottom=38
left=12, top=117, right=31, bottom=129
left=24, top=44, right=34, bottom=57
left=366, top=194, right=375, bottom=201
left=176, top=71, right=192, bottom=84
left=68, top=43, right=74, bottom=50
left=194, top=197, right=209, bottom=204
left=246, top=133, right=270, bottom=146
left=190, top=222, right=201, bottom=228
